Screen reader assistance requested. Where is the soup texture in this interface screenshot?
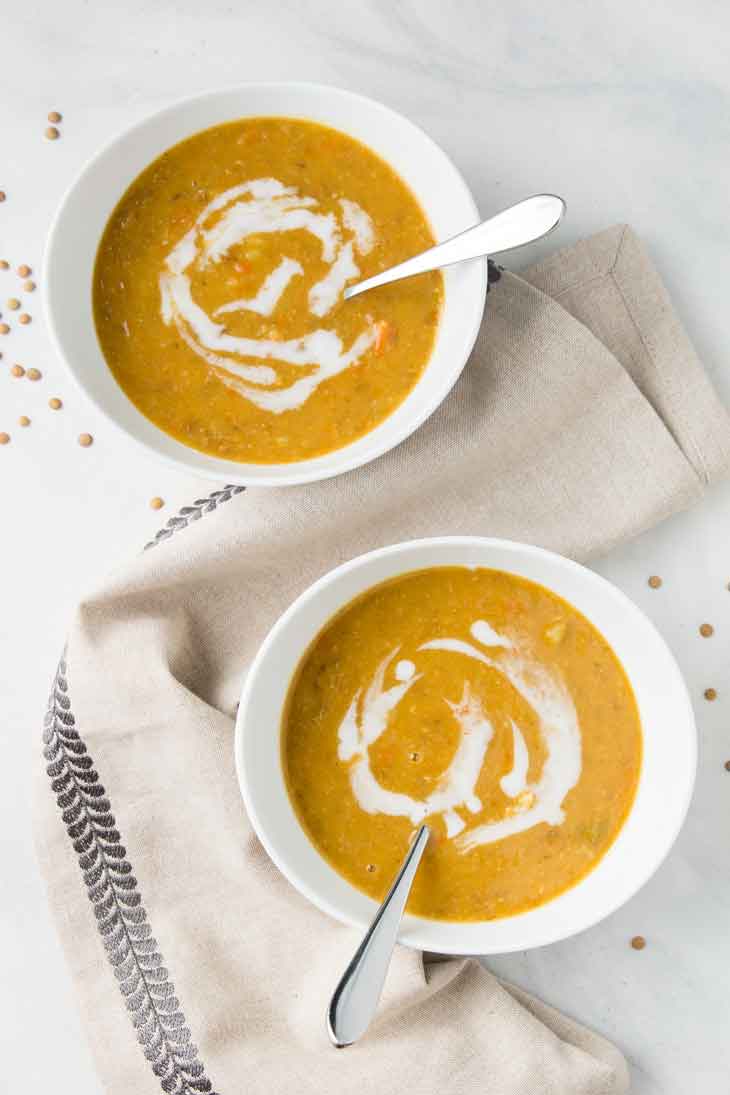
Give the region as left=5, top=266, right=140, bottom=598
left=282, top=567, right=642, bottom=922
left=93, top=117, right=442, bottom=463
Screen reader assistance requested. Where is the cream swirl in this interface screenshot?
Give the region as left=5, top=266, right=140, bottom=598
left=336, top=619, right=582, bottom=852
left=159, top=179, right=376, bottom=413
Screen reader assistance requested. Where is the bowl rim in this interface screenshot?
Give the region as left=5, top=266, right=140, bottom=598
left=42, top=81, right=487, bottom=487
left=235, top=535, right=697, bottom=954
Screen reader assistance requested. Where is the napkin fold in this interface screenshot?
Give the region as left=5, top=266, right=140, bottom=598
left=35, top=225, right=730, bottom=1095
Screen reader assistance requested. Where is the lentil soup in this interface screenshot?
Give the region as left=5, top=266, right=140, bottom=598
left=282, top=567, right=642, bottom=922
left=93, top=117, right=443, bottom=463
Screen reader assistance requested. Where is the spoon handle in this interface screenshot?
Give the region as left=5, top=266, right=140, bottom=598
left=344, top=193, right=566, bottom=301
left=327, top=824, right=431, bottom=1048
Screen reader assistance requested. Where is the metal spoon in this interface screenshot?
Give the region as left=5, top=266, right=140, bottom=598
left=343, top=193, right=566, bottom=301
left=327, top=824, right=431, bottom=1048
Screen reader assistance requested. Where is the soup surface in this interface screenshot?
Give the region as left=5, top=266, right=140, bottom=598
left=94, top=117, right=442, bottom=463
left=282, top=567, right=642, bottom=921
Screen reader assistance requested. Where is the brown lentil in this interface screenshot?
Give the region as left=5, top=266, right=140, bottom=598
left=10, top=364, right=25, bottom=377
left=17, top=264, right=31, bottom=278
left=18, top=415, right=30, bottom=427
left=0, top=432, right=9, bottom=445
left=725, top=761, right=730, bottom=772
left=47, top=111, right=62, bottom=124
left=648, top=575, right=662, bottom=589
left=700, top=623, right=714, bottom=638
left=23, top=280, right=35, bottom=292
left=0, top=260, right=8, bottom=270
left=630, top=935, right=646, bottom=951
left=150, top=496, right=165, bottom=510
left=48, top=397, right=62, bottom=410
left=0, top=191, right=5, bottom=202
left=0, top=324, right=9, bottom=335
left=18, top=313, right=30, bottom=324
left=7, top=298, right=20, bottom=310
left=26, top=367, right=41, bottom=381
left=78, top=432, right=94, bottom=447
left=45, top=126, right=60, bottom=141
left=704, top=688, right=718, bottom=702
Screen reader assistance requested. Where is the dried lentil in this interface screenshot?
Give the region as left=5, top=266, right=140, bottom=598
left=45, top=126, right=60, bottom=140
left=7, top=298, right=19, bottom=310
left=150, top=496, right=165, bottom=510
left=631, top=936, right=646, bottom=951
left=23, top=280, right=35, bottom=292
left=0, top=324, right=9, bottom=335
left=48, top=397, right=62, bottom=410
left=17, top=264, right=31, bottom=278
left=704, top=688, right=718, bottom=702
left=648, top=575, right=662, bottom=589
left=18, top=313, right=30, bottom=324
left=18, top=415, right=30, bottom=427
left=10, top=364, right=24, bottom=377
left=26, top=367, right=41, bottom=381
left=78, top=433, right=93, bottom=447
left=0, top=432, right=9, bottom=445
left=700, top=623, right=714, bottom=638
left=48, top=111, right=62, bottom=124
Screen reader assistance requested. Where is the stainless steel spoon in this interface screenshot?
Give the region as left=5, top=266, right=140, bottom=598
left=343, top=193, right=566, bottom=301
left=327, top=824, right=430, bottom=1048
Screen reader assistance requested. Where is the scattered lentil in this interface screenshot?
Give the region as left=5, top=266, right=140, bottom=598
left=18, top=415, right=30, bottom=427
left=0, top=260, right=8, bottom=270
left=0, top=323, right=9, bottom=335
left=150, top=496, right=165, bottom=510
left=47, top=111, right=62, bottom=124
left=725, top=761, right=730, bottom=772
left=630, top=936, right=646, bottom=951
left=17, top=264, right=31, bottom=278
left=700, top=623, right=714, bottom=638
left=648, top=575, right=662, bottom=589
left=704, top=688, right=718, bottom=702
left=18, top=313, right=30, bottom=324
left=0, top=432, right=9, bottom=445
left=10, top=364, right=24, bottom=377
left=7, top=298, right=19, bottom=310
left=0, top=191, right=5, bottom=202
left=26, top=367, right=41, bottom=381
left=78, top=432, right=93, bottom=447
left=23, top=280, right=35, bottom=292
left=48, top=397, right=62, bottom=410
left=45, top=126, right=60, bottom=141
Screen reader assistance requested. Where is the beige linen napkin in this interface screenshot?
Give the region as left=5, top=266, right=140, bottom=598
left=35, top=225, right=730, bottom=1095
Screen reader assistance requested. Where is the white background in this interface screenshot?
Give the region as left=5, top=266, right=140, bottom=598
left=1, top=2, right=729, bottom=1091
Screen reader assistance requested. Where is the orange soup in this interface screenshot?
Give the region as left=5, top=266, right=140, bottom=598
left=93, top=117, right=442, bottom=463
left=282, top=567, right=642, bottom=921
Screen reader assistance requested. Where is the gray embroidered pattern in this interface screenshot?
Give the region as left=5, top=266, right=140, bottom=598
left=42, top=483, right=243, bottom=1094
left=145, top=485, right=245, bottom=551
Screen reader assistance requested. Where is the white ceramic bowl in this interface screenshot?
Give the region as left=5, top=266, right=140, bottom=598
left=235, top=537, right=697, bottom=955
left=43, top=83, right=486, bottom=486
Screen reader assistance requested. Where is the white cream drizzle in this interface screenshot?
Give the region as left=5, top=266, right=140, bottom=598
left=337, top=651, right=492, bottom=836
left=159, top=179, right=377, bottom=413
left=214, top=256, right=303, bottom=318
left=499, top=721, right=529, bottom=798
left=471, top=619, right=513, bottom=649
left=335, top=620, right=582, bottom=854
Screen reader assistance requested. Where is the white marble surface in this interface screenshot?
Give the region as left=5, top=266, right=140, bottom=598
left=1, top=2, right=729, bottom=1091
